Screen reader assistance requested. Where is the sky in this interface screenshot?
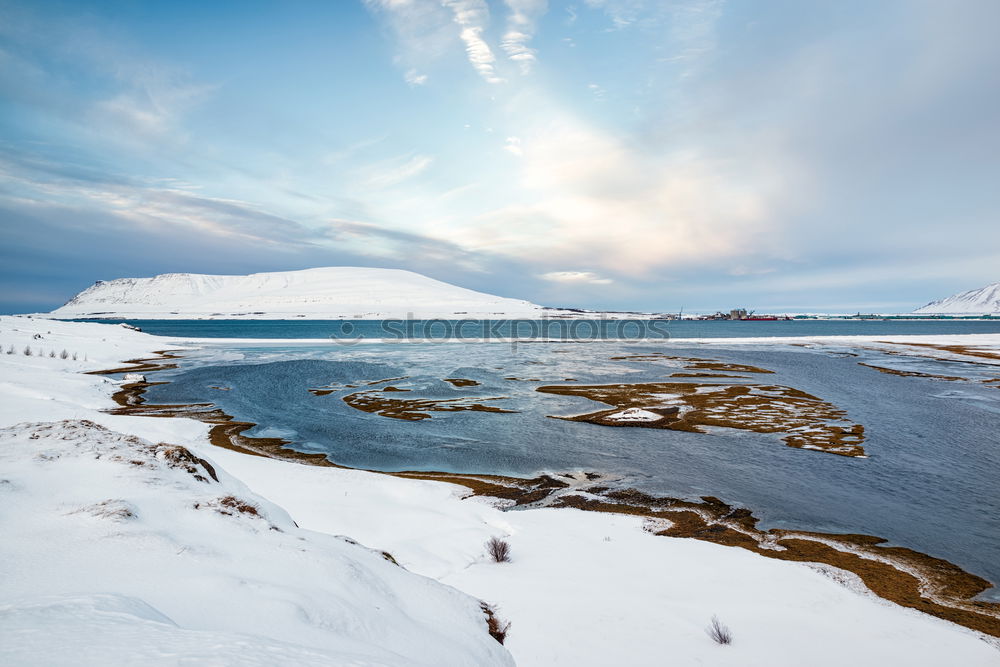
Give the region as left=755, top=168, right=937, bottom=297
left=1, top=0, right=998, bottom=315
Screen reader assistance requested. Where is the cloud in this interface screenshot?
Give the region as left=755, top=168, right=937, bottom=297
left=326, top=219, right=486, bottom=270
left=438, top=104, right=787, bottom=276
left=442, top=0, right=504, bottom=83
left=587, top=82, right=606, bottom=99
left=94, top=75, right=213, bottom=141
left=0, top=152, right=319, bottom=247
left=0, top=4, right=214, bottom=145
left=362, top=0, right=457, bottom=82
left=364, top=0, right=505, bottom=84
left=539, top=271, right=613, bottom=285
left=361, top=154, right=434, bottom=189
left=501, top=0, right=548, bottom=73
left=503, top=136, right=523, bottom=156
left=404, top=68, right=429, bottom=85
left=583, top=0, right=645, bottom=29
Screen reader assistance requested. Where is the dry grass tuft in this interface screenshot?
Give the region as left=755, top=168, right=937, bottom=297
left=486, top=536, right=511, bottom=563
left=156, top=445, right=219, bottom=483
left=480, top=602, right=511, bottom=644
left=218, top=495, right=261, bottom=517
left=706, top=614, right=733, bottom=645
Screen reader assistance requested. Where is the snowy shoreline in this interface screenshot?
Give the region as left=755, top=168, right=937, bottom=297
left=46, top=330, right=1000, bottom=348
left=1, top=316, right=998, bottom=666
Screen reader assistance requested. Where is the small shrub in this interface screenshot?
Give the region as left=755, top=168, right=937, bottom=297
left=60, top=349, right=68, bottom=359
left=480, top=602, right=511, bottom=644
left=5, top=345, right=13, bottom=355
left=49, top=350, right=56, bottom=358
left=706, top=614, right=732, bottom=645
left=486, top=536, right=511, bottom=563
left=72, top=352, right=78, bottom=360
left=23, top=345, right=31, bottom=356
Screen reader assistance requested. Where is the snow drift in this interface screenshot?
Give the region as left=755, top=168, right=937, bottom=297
left=915, top=282, right=1000, bottom=315
left=0, top=419, right=512, bottom=666
left=47, top=267, right=551, bottom=320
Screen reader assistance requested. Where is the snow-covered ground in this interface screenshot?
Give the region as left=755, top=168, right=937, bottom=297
left=45, top=267, right=558, bottom=320
left=915, top=281, right=1000, bottom=315
left=1, top=315, right=997, bottom=666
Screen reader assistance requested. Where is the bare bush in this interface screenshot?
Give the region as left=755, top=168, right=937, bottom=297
left=49, top=350, right=56, bottom=358
left=480, top=602, right=511, bottom=644
left=5, top=345, right=13, bottom=355
left=60, top=349, right=68, bottom=359
left=486, top=536, right=511, bottom=563
left=706, top=615, right=732, bottom=645
left=23, top=345, right=31, bottom=356
left=72, top=352, right=78, bottom=360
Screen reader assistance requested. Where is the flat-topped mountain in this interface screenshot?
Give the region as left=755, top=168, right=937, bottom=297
left=914, top=282, right=1000, bottom=315
left=48, top=267, right=550, bottom=319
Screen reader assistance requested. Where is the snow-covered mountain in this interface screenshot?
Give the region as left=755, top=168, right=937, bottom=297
left=914, top=282, right=1000, bottom=315
left=48, top=267, right=552, bottom=319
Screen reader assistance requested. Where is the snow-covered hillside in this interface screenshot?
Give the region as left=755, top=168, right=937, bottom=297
left=47, top=267, right=551, bottom=320
left=915, top=282, right=1000, bottom=315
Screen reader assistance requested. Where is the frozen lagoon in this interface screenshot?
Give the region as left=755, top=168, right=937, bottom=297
left=147, top=337, right=1000, bottom=599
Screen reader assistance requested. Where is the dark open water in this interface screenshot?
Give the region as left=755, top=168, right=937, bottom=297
left=76, top=317, right=1000, bottom=340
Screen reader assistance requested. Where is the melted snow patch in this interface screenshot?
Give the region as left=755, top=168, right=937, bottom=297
left=604, top=408, right=664, bottom=422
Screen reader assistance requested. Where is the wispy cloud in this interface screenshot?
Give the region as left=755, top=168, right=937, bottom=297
left=362, top=0, right=456, bottom=83
left=0, top=3, right=213, bottom=145
left=442, top=0, right=504, bottom=83
left=361, top=153, right=435, bottom=189
left=94, top=73, right=214, bottom=141
left=0, top=152, right=319, bottom=246
left=583, top=0, right=645, bottom=29
left=539, top=271, right=613, bottom=285
left=326, top=219, right=486, bottom=270
left=404, top=68, right=429, bottom=85
left=503, top=136, right=523, bottom=156
left=364, top=0, right=505, bottom=84
left=501, top=0, right=548, bottom=73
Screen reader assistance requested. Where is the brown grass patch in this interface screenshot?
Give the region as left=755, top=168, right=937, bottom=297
left=342, top=389, right=516, bottom=421
left=609, top=353, right=774, bottom=374
left=217, top=495, right=261, bottom=517
left=444, top=378, right=481, bottom=387
left=536, top=381, right=866, bottom=457
left=156, top=444, right=219, bottom=483
left=858, top=362, right=965, bottom=382
left=481, top=602, right=511, bottom=644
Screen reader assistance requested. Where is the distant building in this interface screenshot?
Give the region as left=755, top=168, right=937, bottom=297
left=730, top=308, right=748, bottom=320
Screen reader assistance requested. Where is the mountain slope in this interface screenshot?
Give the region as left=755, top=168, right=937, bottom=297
left=914, top=282, right=1000, bottom=314
left=48, top=267, right=549, bottom=319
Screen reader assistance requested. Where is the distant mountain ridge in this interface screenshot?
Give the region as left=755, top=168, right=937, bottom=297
left=47, top=267, right=552, bottom=320
left=914, top=282, right=1000, bottom=314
